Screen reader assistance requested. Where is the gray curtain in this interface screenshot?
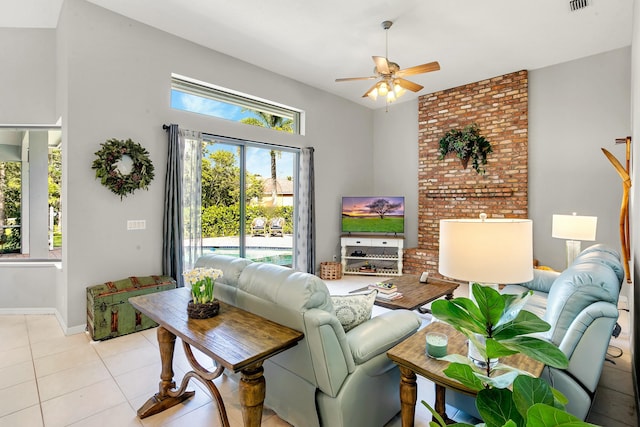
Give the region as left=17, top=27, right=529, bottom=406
left=294, top=147, right=315, bottom=273
left=162, top=124, right=184, bottom=286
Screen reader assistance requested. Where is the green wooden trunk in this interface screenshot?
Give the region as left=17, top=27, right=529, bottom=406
left=86, top=275, right=176, bottom=341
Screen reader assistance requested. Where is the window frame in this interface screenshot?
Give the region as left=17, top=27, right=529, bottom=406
left=171, top=74, right=303, bottom=135
left=0, top=126, right=62, bottom=262
left=201, top=133, right=299, bottom=265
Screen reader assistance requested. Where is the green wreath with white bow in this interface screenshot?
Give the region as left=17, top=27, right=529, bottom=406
left=92, top=138, right=155, bottom=199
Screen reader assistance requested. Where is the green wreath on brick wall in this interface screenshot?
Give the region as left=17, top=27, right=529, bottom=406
left=92, top=138, right=155, bottom=199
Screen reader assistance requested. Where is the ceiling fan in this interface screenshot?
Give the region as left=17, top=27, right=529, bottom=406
left=335, top=20, right=440, bottom=102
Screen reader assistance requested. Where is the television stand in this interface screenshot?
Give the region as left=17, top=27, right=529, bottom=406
left=340, top=235, right=403, bottom=276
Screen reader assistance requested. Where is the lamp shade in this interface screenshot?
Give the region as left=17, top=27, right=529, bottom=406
left=552, top=214, right=597, bottom=241
left=438, top=217, right=533, bottom=284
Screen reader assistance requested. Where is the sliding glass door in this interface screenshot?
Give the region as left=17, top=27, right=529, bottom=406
left=201, top=136, right=296, bottom=266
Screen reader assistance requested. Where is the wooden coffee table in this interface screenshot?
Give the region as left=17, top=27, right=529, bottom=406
left=129, top=288, right=304, bottom=427
left=387, top=321, right=544, bottom=426
left=353, top=275, right=460, bottom=312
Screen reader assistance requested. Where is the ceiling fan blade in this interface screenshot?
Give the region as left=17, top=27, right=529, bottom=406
left=396, top=61, right=441, bottom=77
left=395, top=78, right=424, bottom=92
left=362, top=82, right=380, bottom=98
left=335, top=76, right=377, bottom=82
left=372, top=56, right=390, bottom=74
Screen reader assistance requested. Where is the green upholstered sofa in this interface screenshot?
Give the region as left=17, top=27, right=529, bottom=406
left=194, top=254, right=421, bottom=427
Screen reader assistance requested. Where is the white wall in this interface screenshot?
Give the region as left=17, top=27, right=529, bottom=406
left=372, top=100, right=419, bottom=249
left=0, top=263, right=60, bottom=310
left=0, top=29, right=56, bottom=124
left=529, top=47, right=631, bottom=272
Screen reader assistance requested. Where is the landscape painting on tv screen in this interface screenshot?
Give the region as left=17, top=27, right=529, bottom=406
left=341, top=196, right=405, bottom=234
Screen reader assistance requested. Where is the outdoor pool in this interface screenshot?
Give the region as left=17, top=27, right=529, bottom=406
left=202, top=246, right=293, bottom=266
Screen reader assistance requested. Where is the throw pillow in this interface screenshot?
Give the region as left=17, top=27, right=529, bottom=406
left=331, top=290, right=377, bottom=332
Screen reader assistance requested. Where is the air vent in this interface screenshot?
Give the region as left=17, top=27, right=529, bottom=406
left=569, top=0, right=589, bottom=11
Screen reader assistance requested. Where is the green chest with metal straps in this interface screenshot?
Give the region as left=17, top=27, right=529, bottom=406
left=86, top=275, right=177, bottom=341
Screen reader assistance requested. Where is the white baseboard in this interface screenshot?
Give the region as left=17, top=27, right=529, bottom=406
left=0, top=307, right=56, bottom=315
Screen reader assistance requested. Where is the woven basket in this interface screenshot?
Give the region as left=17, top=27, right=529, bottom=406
left=320, top=262, right=342, bottom=280
left=187, top=300, right=220, bottom=319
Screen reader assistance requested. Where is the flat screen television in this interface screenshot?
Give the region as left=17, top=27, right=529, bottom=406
left=341, top=196, right=405, bottom=234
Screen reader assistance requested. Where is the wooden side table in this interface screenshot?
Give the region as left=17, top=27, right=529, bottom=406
left=387, top=322, right=544, bottom=426
left=129, top=288, right=304, bottom=427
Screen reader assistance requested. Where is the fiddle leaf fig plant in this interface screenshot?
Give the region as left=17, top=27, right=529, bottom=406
left=438, top=123, right=492, bottom=174
left=421, top=283, right=596, bottom=427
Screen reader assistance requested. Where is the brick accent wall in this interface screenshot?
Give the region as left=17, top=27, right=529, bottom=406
left=404, top=70, right=529, bottom=276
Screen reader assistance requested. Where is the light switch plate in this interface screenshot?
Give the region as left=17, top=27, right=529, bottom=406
left=127, top=220, right=146, bottom=230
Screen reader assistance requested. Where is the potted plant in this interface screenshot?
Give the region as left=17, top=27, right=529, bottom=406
left=422, top=283, right=596, bottom=427
left=438, top=123, right=492, bottom=174
left=183, top=267, right=223, bottom=319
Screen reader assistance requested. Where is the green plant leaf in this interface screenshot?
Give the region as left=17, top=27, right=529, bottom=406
left=443, top=362, right=485, bottom=392
left=439, top=353, right=473, bottom=365
left=512, top=376, right=555, bottom=419
left=476, top=388, right=524, bottom=427
left=451, top=297, right=485, bottom=324
left=500, top=337, right=569, bottom=369
left=420, top=400, right=476, bottom=427
left=431, top=300, right=486, bottom=335
left=551, top=387, right=569, bottom=406
left=420, top=400, right=448, bottom=426
left=478, top=370, right=520, bottom=389
left=493, top=310, right=551, bottom=340
left=495, top=291, right=532, bottom=328
left=472, top=284, right=504, bottom=329
left=486, top=338, right=519, bottom=358
left=489, top=362, right=537, bottom=378
left=525, top=403, right=597, bottom=426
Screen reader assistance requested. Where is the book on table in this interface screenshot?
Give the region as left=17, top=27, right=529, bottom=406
left=375, top=291, right=403, bottom=301
left=368, top=282, right=398, bottom=294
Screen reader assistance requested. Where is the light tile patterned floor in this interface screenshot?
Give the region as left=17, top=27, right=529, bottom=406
left=0, top=277, right=635, bottom=426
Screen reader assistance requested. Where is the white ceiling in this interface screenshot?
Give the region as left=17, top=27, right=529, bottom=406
left=0, top=0, right=634, bottom=109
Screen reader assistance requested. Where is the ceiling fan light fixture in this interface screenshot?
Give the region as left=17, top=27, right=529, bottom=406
left=336, top=19, right=440, bottom=104
left=378, top=81, right=389, bottom=96
left=386, top=90, right=396, bottom=103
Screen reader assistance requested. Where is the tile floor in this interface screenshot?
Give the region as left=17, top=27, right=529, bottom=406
left=0, top=276, right=636, bottom=426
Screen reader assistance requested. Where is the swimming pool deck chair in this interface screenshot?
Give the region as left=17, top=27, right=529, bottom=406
left=251, top=217, right=267, bottom=236
left=269, top=217, right=284, bottom=236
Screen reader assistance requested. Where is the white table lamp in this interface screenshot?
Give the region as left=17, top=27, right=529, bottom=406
left=438, top=214, right=533, bottom=285
left=438, top=213, right=533, bottom=367
left=552, top=213, right=597, bottom=268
